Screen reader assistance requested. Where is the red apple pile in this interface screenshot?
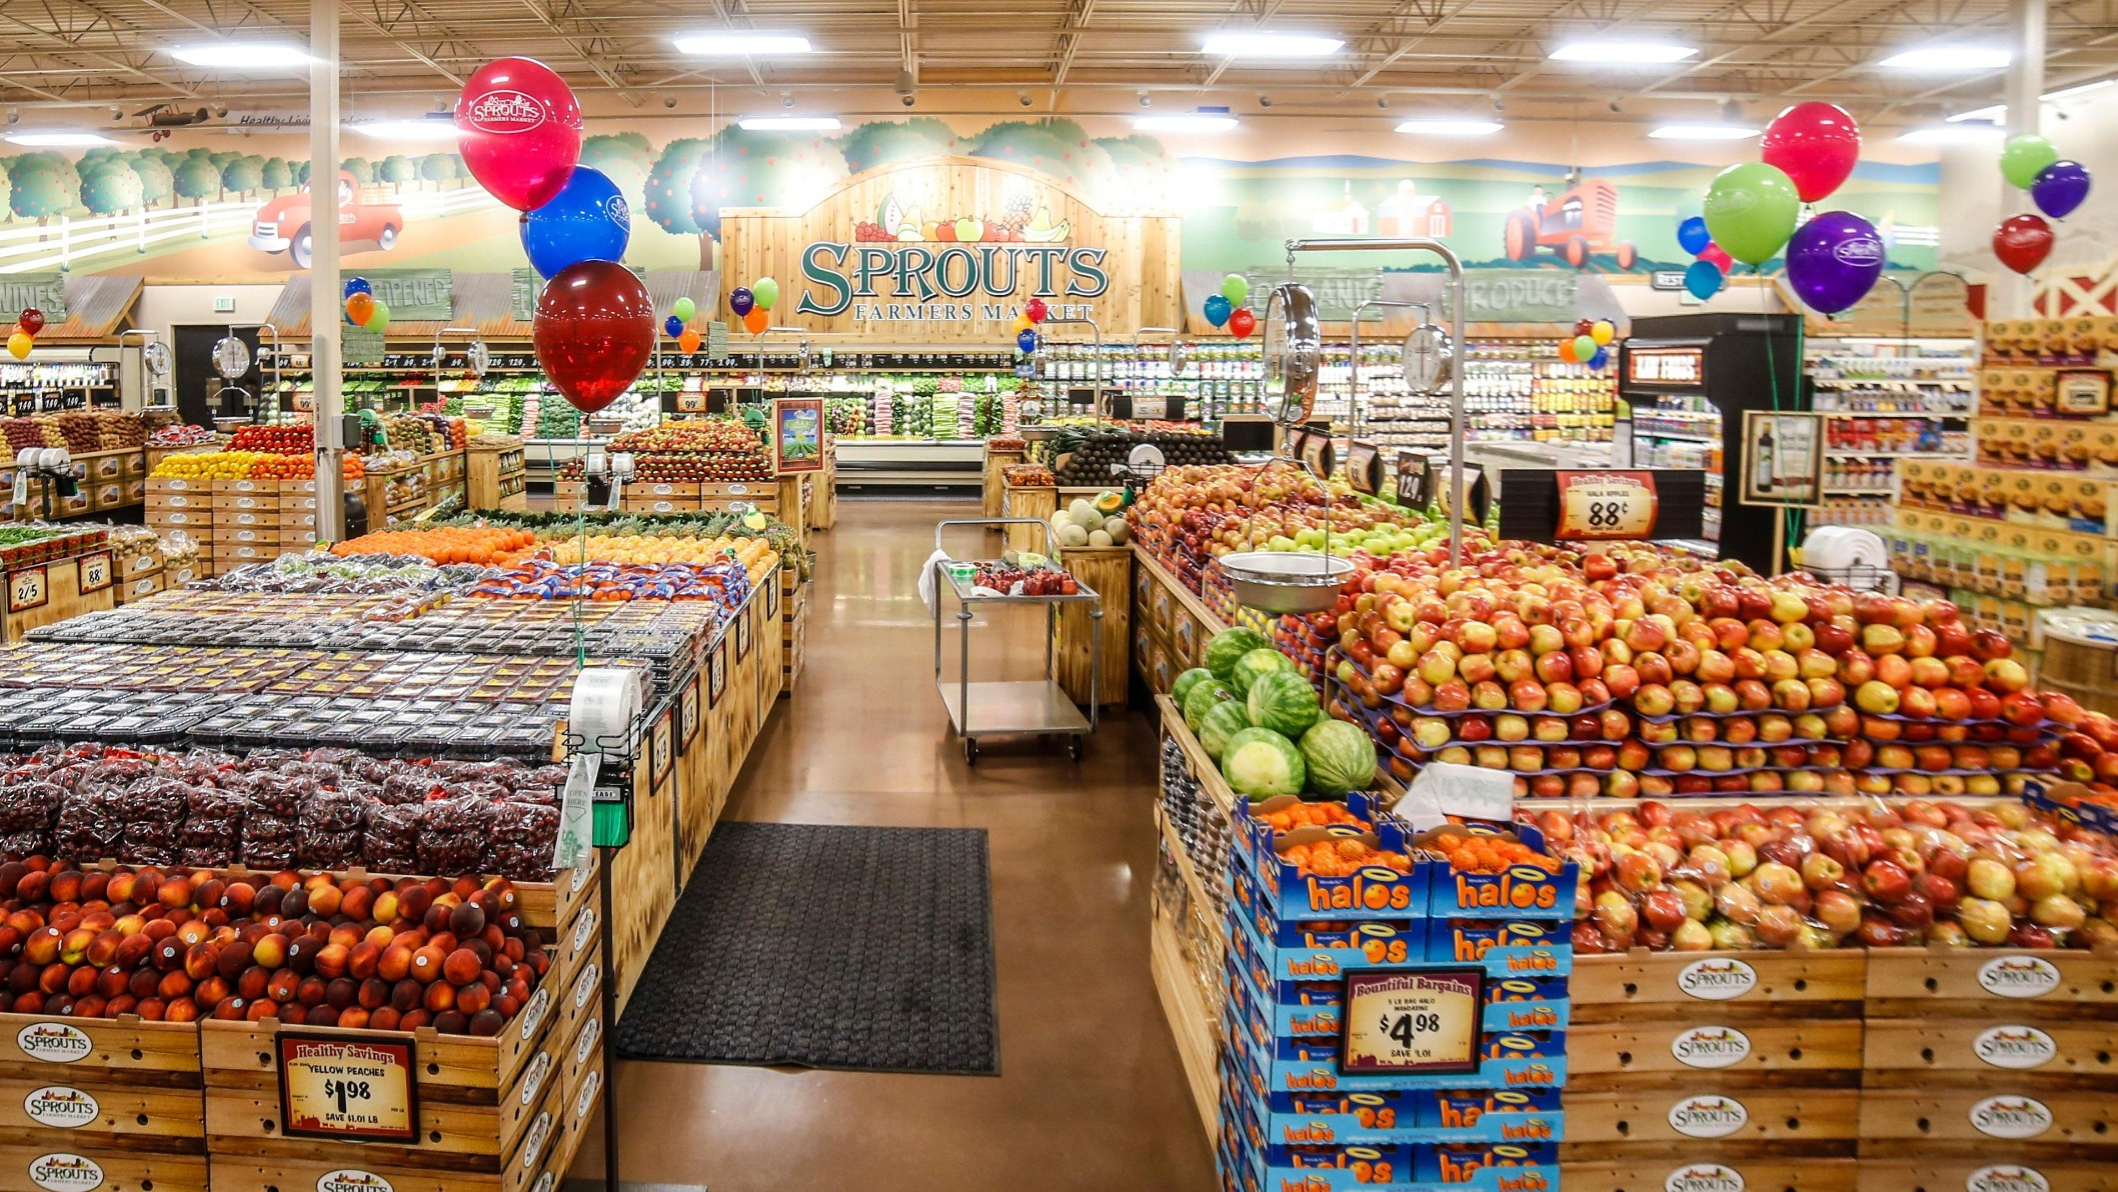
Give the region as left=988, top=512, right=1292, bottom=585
left=1549, top=798, right=2118, bottom=953
left=0, top=859, right=547, bottom=1033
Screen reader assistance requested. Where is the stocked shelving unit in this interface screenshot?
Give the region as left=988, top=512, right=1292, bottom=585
left=1806, top=335, right=1977, bottom=528
left=0, top=356, right=120, bottom=416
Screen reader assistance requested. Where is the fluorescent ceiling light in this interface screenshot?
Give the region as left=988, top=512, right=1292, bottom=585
left=351, top=120, right=460, bottom=142
left=1649, top=123, right=1760, bottom=140
left=5, top=132, right=117, bottom=147
left=1201, top=32, right=1341, bottom=57
left=169, top=42, right=312, bottom=67
left=1946, top=104, right=2006, bottom=123
left=2046, top=78, right=2115, bottom=101
left=1395, top=118, right=1503, bottom=136
left=737, top=116, right=840, bottom=131
left=1549, top=40, right=1696, bottom=62
left=1135, top=112, right=1240, bottom=131
left=671, top=32, right=811, bottom=55
left=1898, top=125, right=2005, bottom=143
left=1946, top=78, right=2116, bottom=122
left=1879, top=45, right=2009, bottom=69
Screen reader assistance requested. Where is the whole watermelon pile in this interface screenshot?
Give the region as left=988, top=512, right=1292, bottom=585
left=1182, top=628, right=1375, bottom=801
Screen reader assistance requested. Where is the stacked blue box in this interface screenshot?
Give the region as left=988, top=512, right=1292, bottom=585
left=1217, top=794, right=1576, bottom=1192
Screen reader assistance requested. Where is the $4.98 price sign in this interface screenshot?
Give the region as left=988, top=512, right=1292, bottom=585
left=1340, top=967, right=1484, bottom=1075
left=275, top=1034, right=418, bottom=1142
left=1554, top=471, right=1658, bottom=541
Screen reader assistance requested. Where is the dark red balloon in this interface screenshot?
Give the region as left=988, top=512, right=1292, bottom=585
left=1992, top=213, right=2055, bottom=275
left=17, top=308, right=43, bottom=337
left=1228, top=307, right=1257, bottom=339
left=1760, top=102, right=1861, bottom=204
left=455, top=57, right=582, bottom=212
left=533, top=261, right=654, bottom=414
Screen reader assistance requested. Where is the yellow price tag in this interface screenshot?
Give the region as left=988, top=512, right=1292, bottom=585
left=1341, top=968, right=1484, bottom=1074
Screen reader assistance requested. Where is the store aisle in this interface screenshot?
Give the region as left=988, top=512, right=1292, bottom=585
left=575, top=496, right=1218, bottom=1192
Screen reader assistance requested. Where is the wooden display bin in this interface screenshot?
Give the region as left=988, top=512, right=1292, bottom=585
left=0, top=1010, right=208, bottom=1192
left=5, top=552, right=116, bottom=644
left=1054, top=544, right=1130, bottom=707
left=983, top=444, right=1025, bottom=518
left=467, top=443, right=528, bottom=511
left=1002, top=483, right=1055, bottom=556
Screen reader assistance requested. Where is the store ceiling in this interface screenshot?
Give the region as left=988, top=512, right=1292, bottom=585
left=5, top=0, right=2118, bottom=124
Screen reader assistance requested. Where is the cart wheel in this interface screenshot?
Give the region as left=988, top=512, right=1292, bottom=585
left=1069, top=736, right=1084, bottom=762
left=964, top=737, right=979, bottom=765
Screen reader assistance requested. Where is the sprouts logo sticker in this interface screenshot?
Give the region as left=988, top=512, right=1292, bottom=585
left=15, top=1024, right=90, bottom=1064
left=1676, top=958, right=1757, bottom=1001
left=1978, top=956, right=2062, bottom=999
left=1666, top=1094, right=1749, bottom=1139
left=463, top=90, right=546, bottom=134
left=1970, top=1096, right=2054, bottom=1140
left=1967, top=1166, right=2051, bottom=1192
left=1973, top=1025, right=2057, bottom=1069
left=1833, top=237, right=1886, bottom=267
left=314, top=1170, right=394, bottom=1192
left=1670, top=1025, right=1752, bottom=1069
left=604, top=195, right=630, bottom=227
left=22, top=1087, right=98, bottom=1129
left=1665, top=1163, right=1744, bottom=1192
left=25, top=1154, right=101, bottom=1192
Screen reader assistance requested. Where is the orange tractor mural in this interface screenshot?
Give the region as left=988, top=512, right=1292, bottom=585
left=1503, top=174, right=1637, bottom=270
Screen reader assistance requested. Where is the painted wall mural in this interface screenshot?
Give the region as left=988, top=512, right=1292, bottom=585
left=0, top=116, right=1942, bottom=291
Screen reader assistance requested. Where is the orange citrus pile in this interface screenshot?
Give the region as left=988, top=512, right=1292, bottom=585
left=1282, top=837, right=1413, bottom=877
left=1256, top=801, right=1367, bottom=834
left=1434, top=834, right=1562, bottom=875
left=330, top=527, right=536, bottom=565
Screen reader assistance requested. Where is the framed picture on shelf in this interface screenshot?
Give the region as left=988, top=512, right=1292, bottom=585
left=1738, top=410, right=1825, bottom=508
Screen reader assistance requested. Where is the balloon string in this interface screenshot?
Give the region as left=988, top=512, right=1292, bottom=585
left=573, top=498, right=587, bottom=670
left=1756, top=264, right=1805, bottom=566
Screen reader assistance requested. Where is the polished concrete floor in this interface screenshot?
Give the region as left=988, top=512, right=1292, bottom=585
left=571, top=496, right=1218, bottom=1191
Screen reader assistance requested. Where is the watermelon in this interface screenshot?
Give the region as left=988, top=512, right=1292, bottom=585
left=1171, top=667, right=1214, bottom=708
left=1198, top=700, right=1253, bottom=761
left=1300, top=718, right=1377, bottom=798
left=1228, top=647, right=1296, bottom=697
left=1204, top=627, right=1271, bottom=679
left=1183, top=678, right=1234, bottom=733
left=1247, top=670, right=1321, bottom=738
left=1221, top=728, right=1306, bottom=799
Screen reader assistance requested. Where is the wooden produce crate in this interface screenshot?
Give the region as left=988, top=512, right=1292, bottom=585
left=698, top=480, right=776, bottom=516
left=1053, top=544, right=1130, bottom=708
left=5, top=553, right=115, bottom=644
left=0, top=1011, right=208, bottom=1192
left=982, top=444, right=1024, bottom=518
left=1564, top=1156, right=1859, bottom=1192
left=467, top=444, right=529, bottom=511
left=808, top=442, right=836, bottom=531
left=1002, top=483, right=1055, bottom=556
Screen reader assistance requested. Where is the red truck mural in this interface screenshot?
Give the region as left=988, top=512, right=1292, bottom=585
left=249, top=170, right=404, bottom=269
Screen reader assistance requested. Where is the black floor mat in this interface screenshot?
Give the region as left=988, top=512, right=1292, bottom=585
left=614, top=821, right=999, bottom=1075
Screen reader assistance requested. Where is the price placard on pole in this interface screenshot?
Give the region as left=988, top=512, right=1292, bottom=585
left=276, top=1033, right=418, bottom=1142
left=1554, top=471, right=1659, bottom=540
left=1341, top=967, right=1484, bottom=1075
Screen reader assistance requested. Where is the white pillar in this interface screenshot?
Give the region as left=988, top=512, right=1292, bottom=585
left=310, top=0, right=344, bottom=539
left=2000, top=0, right=2047, bottom=317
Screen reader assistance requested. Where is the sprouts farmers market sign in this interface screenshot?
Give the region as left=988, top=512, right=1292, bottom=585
left=795, top=242, right=1109, bottom=322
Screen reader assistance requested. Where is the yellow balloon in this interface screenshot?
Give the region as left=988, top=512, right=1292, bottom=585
left=1591, top=319, right=1616, bottom=346
left=7, top=331, right=30, bottom=360
left=1013, top=315, right=1034, bottom=334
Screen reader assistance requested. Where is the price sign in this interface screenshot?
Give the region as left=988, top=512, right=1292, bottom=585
left=275, top=1033, right=418, bottom=1142
left=1555, top=471, right=1658, bottom=541
left=650, top=708, right=673, bottom=785
left=8, top=565, right=48, bottom=613
left=75, top=551, right=112, bottom=594
left=708, top=640, right=728, bottom=708
left=679, top=681, right=699, bottom=746
left=736, top=604, right=753, bottom=661
left=1344, top=441, right=1382, bottom=495
left=676, top=393, right=707, bottom=413
left=1341, top=967, right=1484, bottom=1075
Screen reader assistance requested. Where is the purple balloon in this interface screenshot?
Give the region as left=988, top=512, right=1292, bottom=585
left=729, top=287, right=755, bottom=317
left=2033, top=160, right=2092, bottom=220
left=1785, top=210, right=1885, bottom=315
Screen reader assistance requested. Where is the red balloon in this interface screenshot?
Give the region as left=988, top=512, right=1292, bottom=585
left=1698, top=243, right=1735, bottom=273
left=533, top=260, right=654, bottom=414
left=455, top=57, right=582, bottom=212
left=18, top=308, right=43, bottom=337
left=1760, top=102, right=1861, bottom=204
left=1024, top=297, right=1048, bottom=324
left=1228, top=307, right=1257, bottom=339
left=1993, top=213, right=2055, bottom=275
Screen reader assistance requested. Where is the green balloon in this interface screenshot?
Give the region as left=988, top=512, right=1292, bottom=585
left=363, top=300, right=389, bottom=332
left=1572, top=334, right=1598, bottom=362
left=752, top=277, right=780, bottom=311
left=2001, top=135, right=2061, bottom=190
left=672, top=296, right=697, bottom=323
left=1220, top=273, right=1248, bottom=305
left=1702, top=162, right=1800, bottom=266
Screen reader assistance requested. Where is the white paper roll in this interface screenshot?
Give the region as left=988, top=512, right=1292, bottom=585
left=570, top=666, right=648, bottom=758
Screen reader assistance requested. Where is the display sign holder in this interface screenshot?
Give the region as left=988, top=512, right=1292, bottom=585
left=771, top=396, right=825, bottom=473
left=1340, top=966, right=1485, bottom=1075
left=1493, top=468, right=1705, bottom=545
left=275, top=1032, right=419, bottom=1142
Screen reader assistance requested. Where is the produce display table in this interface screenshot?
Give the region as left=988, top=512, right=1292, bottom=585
left=1054, top=544, right=1130, bottom=707
left=467, top=441, right=529, bottom=511
left=982, top=443, right=1025, bottom=518
left=2, top=528, right=115, bottom=642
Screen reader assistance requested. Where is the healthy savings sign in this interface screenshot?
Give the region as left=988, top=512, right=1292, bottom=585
left=717, top=155, right=1181, bottom=339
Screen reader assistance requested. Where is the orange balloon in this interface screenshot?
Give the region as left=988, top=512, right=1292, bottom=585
left=345, top=292, right=376, bottom=324
left=678, top=328, right=702, bottom=353
left=743, top=308, right=769, bottom=334
left=1557, top=336, right=1579, bottom=364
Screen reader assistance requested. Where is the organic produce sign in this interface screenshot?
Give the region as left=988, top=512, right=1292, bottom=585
left=276, top=1033, right=418, bottom=1142
left=1555, top=471, right=1658, bottom=540
left=1340, top=967, right=1482, bottom=1074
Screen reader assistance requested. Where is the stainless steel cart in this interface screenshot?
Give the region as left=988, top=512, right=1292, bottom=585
left=931, top=518, right=1102, bottom=764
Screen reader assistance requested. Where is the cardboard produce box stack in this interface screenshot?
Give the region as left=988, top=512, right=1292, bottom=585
left=210, top=478, right=320, bottom=572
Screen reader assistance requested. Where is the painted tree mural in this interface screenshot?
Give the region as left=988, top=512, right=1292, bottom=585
left=80, top=160, right=142, bottom=216
left=131, top=157, right=173, bottom=209
left=11, top=156, right=79, bottom=226
left=173, top=157, right=219, bottom=205
left=262, top=157, right=291, bottom=193
left=836, top=118, right=957, bottom=173
left=378, top=155, right=415, bottom=188
left=221, top=156, right=263, bottom=200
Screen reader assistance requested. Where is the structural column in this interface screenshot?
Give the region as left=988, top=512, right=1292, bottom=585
left=310, top=0, right=345, bottom=539
left=1999, top=0, right=2046, bottom=318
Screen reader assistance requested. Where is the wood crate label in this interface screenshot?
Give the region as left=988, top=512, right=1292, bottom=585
left=1676, top=958, right=1757, bottom=1001
left=1968, top=1167, right=2051, bottom=1192
left=569, top=863, right=592, bottom=896
left=1979, top=955, right=2062, bottom=998
left=1971, top=1095, right=2053, bottom=1139
left=15, top=1023, right=89, bottom=1064
left=575, top=1014, right=601, bottom=1064
left=1670, top=1025, right=1751, bottom=1069
left=26, top=1153, right=101, bottom=1192
left=519, top=1109, right=554, bottom=1175
left=529, top=1175, right=555, bottom=1192
left=8, top=566, right=48, bottom=614
left=573, top=961, right=602, bottom=1011
left=75, top=552, right=112, bottom=594
left=573, top=1066, right=601, bottom=1124
left=1663, top=1164, right=1744, bottom=1192
left=1666, top=1093, right=1748, bottom=1139
left=316, top=1169, right=395, bottom=1192
left=518, top=1049, right=552, bottom=1107
left=1975, top=1025, right=2056, bottom=1069
left=571, top=906, right=598, bottom=954
left=519, top=986, right=552, bottom=1040
left=276, top=1033, right=418, bottom=1142
left=22, top=1086, right=97, bottom=1129
left=1339, top=967, right=1481, bottom=1075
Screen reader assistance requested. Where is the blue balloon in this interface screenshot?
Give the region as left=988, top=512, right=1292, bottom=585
left=1203, top=293, right=1233, bottom=327
left=664, top=315, right=685, bottom=338
left=1588, top=346, right=1610, bottom=371
left=1684, top=259, right=1725, bottom=300
left=729, top=287, right=755, bottom=317
left=1677, top=216, right=1711, bottom=257
left=2033, top=160, right=2092, bottom=220
left=519, top=166, right=630, bottom=280
left=343, top=277, right=372, bottom=299
left=1016, top=329, right=1040, bottom=353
